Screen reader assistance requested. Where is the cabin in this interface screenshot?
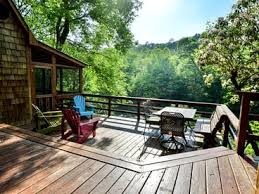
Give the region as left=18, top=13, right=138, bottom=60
left=0, top=0, right=86, bottom=126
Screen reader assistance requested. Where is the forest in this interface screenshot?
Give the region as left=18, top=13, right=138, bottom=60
left=15, top=0, right=258, bottom=108
left=123, top=34, right=224, bottom=104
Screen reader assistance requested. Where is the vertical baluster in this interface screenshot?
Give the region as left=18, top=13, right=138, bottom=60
left=137, top=100, right=141, bottom=120
left=223, top=119, right=230, bottom=147
left=108, top=97, right=111, bottom=116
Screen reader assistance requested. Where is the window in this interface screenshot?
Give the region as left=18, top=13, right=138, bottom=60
left=57, top=68, right=79, bottom=93
left=35, top=68, right=52, bottom=94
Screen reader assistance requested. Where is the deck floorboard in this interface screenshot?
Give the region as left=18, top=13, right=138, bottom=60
left=0, top=120, right=256, bottom=194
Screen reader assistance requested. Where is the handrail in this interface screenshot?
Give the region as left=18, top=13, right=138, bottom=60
left=81, top=93, right=220, bottom=107
left=56, top=93, right=219, bottom=107
left=221, top=105, right=239, bottom=130
left=249, top=114, right=259, bottom=121
left=56, top=93, right=218, bottom=120
left=56, top=93, right=236, bottom=121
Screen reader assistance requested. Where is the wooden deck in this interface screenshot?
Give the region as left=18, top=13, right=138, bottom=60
left=0, top=123, right=256, bottom=194
left=50, top=116, right=205, bottom=160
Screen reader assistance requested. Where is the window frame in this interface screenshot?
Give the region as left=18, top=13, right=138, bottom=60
left=34, top=66, right=52, bottom=95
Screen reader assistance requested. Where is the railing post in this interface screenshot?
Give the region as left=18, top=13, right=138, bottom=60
left=79, top=68, right=83, bottom=93
left=137, top=100, right=141, bottom=120
left=237, top=93, right=250, bottom=156
left=223, top=119, right=230, bottom=147
left=256, top=166, right=259, bottom=194
left=108, top=97, right=111, bottom=117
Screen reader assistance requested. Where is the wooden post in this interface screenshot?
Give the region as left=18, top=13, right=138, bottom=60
left=237, top=93, right=250, bottom=156
left=256, top=166, right=259, bottom=194
left=27, top=47, right=33, bottom=122
left=51, top=55, right=57, bottom=109
left=137, top=100, right=141, bottom=120
left=60, top=68, right=63, bottom=93
left=79, top=68, right=83, bottom=93
left=108, top=97, right=111, bottom=116
left=223, top=119, right=230, bottom=147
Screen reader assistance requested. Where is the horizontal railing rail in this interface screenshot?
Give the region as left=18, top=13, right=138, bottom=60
left=56, top=93, right=219, bottom=120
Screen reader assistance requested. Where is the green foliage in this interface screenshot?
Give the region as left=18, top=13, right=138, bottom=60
left=124, top=37, right=224, bottom=103
left=56, top=68, right=79, bottom=92
left=62, top=43, right=127, bottom=96
left=15, top=0, right=142, bottom=52
left=196, top=0, right=259, bottom=95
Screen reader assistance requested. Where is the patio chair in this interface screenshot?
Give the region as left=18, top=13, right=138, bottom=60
left=73, top=95, right=95, bottom=119
left=32, top=104, right=63, bottom=131
left=160, top=111, right=187, bottom=150
left=140, top=100, right=160, bottom=159
left=61, top=109, right=99, bottom=144
left=143, top=100, right=160, bottom=131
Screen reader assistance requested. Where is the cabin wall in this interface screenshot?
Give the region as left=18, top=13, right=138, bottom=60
left=0, top=1, right=31, bottom=125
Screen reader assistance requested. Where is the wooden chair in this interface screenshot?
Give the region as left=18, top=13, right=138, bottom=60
left=160, top=111, right=187, bottom=150
left=73, top=95, right=95, bottom=119
left=193, top=105, right=228, bottom=148
left=61, top=109, right=99, bottom=144
left=32, top=104, right=63, bottom=131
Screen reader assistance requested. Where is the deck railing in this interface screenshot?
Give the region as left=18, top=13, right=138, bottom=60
left=56, top=91, right=259, bottom=157
left=236, top=92, right=259, bottom=156
left=56, top=93, right=219, bottom=120
left=219, top=105, right=239, bottom=150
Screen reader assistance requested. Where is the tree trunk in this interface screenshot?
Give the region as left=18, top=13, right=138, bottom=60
left=230, top=71, right=241, bottom=91
left=55, top=17, right=70, bottom=51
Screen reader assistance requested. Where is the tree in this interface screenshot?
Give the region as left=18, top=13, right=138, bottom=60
left=124, top=43, right=224, bottom=103
left=15, top=0, right=142, bottom=52
left=62, top=43, right=127, bottom=96
left=196, top=0, right=259, bottom=92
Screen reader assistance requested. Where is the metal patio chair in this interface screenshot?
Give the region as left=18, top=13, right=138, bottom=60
left=140, top=100, right=160, bottom=159
left=160, top=111, right=187, bottom=150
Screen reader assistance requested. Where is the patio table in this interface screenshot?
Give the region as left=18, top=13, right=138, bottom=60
left=153, top=106, right=197, bottom=150
left=153, top=107, right=197, bottom=121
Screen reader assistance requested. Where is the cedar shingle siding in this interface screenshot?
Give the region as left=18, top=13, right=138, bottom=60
left=0, top=1, right=31, bottom=125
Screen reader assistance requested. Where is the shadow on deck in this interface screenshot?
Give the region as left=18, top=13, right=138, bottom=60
left=0, top=131, right=71, bottom=193
left=71, top=115, right=206, bottom=160
left=20, top=115, right=216, bottom=160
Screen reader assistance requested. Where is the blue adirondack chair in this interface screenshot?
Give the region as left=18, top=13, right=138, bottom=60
left=73, top=95, right=95, bottom=118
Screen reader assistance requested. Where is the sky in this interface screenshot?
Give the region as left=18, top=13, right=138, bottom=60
left=131, top=0, right=236, bottom=44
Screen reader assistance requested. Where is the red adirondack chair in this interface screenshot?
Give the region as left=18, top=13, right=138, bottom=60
left=61, top=109, right=99, bottom=144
